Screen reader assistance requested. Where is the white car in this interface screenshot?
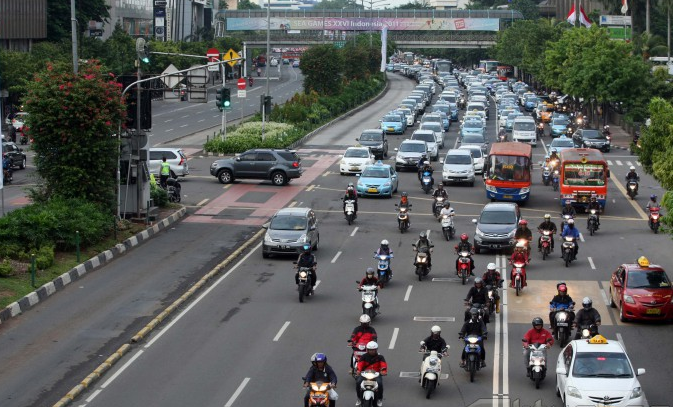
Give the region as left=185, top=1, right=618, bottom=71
left=418, top=122, right=444, bottom=149
left=458, top=145, right=485, bottom=174
left=339, top=146, right=375, bottom=175
left=556, top=336, right=648, bottom=407
left=411, top=130, right=439, bottom=161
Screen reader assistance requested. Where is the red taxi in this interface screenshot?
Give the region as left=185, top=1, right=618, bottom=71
left=608, top=256, right=673, bottom=322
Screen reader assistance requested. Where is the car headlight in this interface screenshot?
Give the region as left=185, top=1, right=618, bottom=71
left=383, top=182, right=391, bottom=187
left=396, top=155, right=405, bottom=163
left=624, top=295, right=635, bottom=304
left=507, top=230, right=516, bottom=238
left=264, top=232, right=272, bottom=242
left=520, top=187, right=530, bottom=194
left=566, top=386, right=582, bottom=399
left=340, top=159, right=347, bottom=165
left=475, top=228, right=484, bottom=237
left=299, top=234, right=308, bottom=243
left=630, top=387, right=643, bottom=399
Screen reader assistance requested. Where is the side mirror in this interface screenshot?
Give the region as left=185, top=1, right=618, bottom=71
left=555, top=367, right=567, bottom=375
left=612, top=279, right=622, bottom=288
left=472, top=219, right=478, bottom=224
left=606, top=169, right=610, bottom=179
left=262, top=222, right=270, bottom=229
left=355, top=138, right=359, bottom=142
left=636, top=368, right=646, bottom=376
left=235, top=157, right=241, bottom=161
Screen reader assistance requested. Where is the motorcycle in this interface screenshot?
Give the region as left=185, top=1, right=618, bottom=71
left=648, top=206, right=661, bottom=234
left=294, top=263, right=313, bottom=303
left=432, top=196, right=445, bottom=218
left=456, top=250, right=472, bottom=285
left=497, top=130, right=507, bottom=142
left=357, top=370, right=381, bottom=407
left=538, top=229, right=553, bottom=260
left=248, top=77, right=254, bottom=86
left=587, top=209, right=599, bottom=236
left=560, top=214, right=573, bottom=231
left=349, top=341, right=367, bottom=378
left=2, top=168, right=13, bottom=185
left=374, top=253, right=392, bottom=287
left=395, top=204, right=411, bottom=233
left=510, top=260, right=526, bottom=296
left=358, top=283, right=379, bottom=320
left=526, top=343, right=548, bottom=389
left=485, top=285, right=497, bottom=316
left=421, top=170, right=433, bottom=194
left=561, top=236, right=576, bottom=267
left=344, top=198, right=356, bottom=225
left=460, top=335, right=483, bottom=382
left=418, top=345, right=448, bottom=399
left=162, top=177, right=181, bottom=203
left=465, top=302, right=488, bottom=323
left=626, top=180, right=638, bottom=200
left=541, top=165, right=551, bottom=186
left=441, top=213, right=455, bottom=241
left=536, top=122, right=544, bottom=138
left=412, top=244, right=432, bottom=281
left=551, top=305, right=574, bottom=347
left=551, top=170, right=559, bottom=191
left=575, top=323, right=600, bottom=340
left=303, top=380, right=333, bottom=406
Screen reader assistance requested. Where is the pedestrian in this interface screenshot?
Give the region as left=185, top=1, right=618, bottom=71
left=160, top=156, right=170, bottom=188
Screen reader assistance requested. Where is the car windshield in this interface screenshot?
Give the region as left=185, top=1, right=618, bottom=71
left=487, top=155, right=531, bottom=182
left=582, top=130, right=604, bottom=139
left=462, top=147, right=482, bottom=158
left=507, top=113, right=522, bottom=121
left=423, top=116, right=441, bottom=123
left=345, top=149, right=370, bottom=158
left=572, top=352, right=633, bottom=378
left=383, top=115, right=400, bottom=122
left=552, top=139, right=574, bottom=148
left=553, top=119, right=570, bottom=126
left=468, top=105, right=484, bottom=111
left=480, top=210, right=516, bottom=225
left=270, top=215, right=307, bottom=231
left=562, top=163, right=606, bottom=187
left=462, top=135, right=485, bottom=144
left=514, top=122, right=536, bottom=131
left=413, top=132, right=435, bottom=142
left=359, top=132, right=382, bottom=142
left=446, top=154, right=472, bottom=165
left=361, top=167, right=389, bottom=178
left=464, top=122, right=482, bottom=129
left=432, top=105, right=450, bottom=114
left=627, top=270, right=672, bottom=288
left=422, top=124, right=442, bottom=132
left=400, top=143, right=425, bottom=153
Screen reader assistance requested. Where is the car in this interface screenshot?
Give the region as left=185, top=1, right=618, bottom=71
left=388, top=110, right=408, bottom=132
left=397, top=107, right=415, bottom=127
left=339, top=146, right=375, bottom=175
left=458, top=144, right=485, bottom=174
left=380, top=113, right=405, bottom=135
left=512, top=116, right=537, bottom=146
left=269, top=58, right=279, bottom=67
left=292, top=60, right=300, bottom=68
left=411, top=129, right=439, bottom=161
left=436, top=111, right=450, bottom=131
left=394, top=139, right=427, bottom=171
left=523, top=95, right=539, bottom=111
left=466, top=102, right=488, bottom=120
left=210, top=148, right=302, bottom=185
left=1, top=141, right=27, bottom=169
left=356, top=129, right=388, bottom=159
left=418, top=122, right=444, bottom=149
left=548, top=136, right=576, bottom=155
left=262, top=207, right=319, bottom=258
left=572, top=128, right=611, bottom=152
left=149, top=148, right=190, bottom=178
left=471, top=202, right=520, bottom=253
left=282, top=58, right=290, bottom=65
left=406, top=94, right=426, bottom=114
left=459, top=120, right=485, bottom=139
left=401, top=98, right=421, bottom=116
left=608, top=257, right=673, bottom=322
left=458, top=133, right=488, bottom=151
left=7, top=112, right=28, bottom=130
left=550, top=117, right=571, bottom=138
left=556, top=336, right=647, bottom=407
left=504, top=112, right=523, bottom=132
left=442, top=149, right=475, bottom=186
left=356, top=161, right=398, bottom=198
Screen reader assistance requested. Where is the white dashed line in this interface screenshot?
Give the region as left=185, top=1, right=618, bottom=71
left=224, top=377, right=250, bottom=407
left=388, top=327, right=399, bottom=349
left=350, top=227, right=359, bottom=237
left=273, top=321, right=291, bottom=342
left=404, top=285, right=413, bottom=301
left=587, top=257, right=596, bottom=269
left=331, top=251, right=342, bottom=263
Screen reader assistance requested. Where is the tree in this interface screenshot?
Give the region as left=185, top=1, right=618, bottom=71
left=22, top=61, right=126, bottom=212
left=300, top=45, right=345, bottom=95
left=510, top=0, right=540, bottom=20
left=395, top=1, right=432, bottom=9
left=47, top=0, right=111, bottom=43
left=237, top=0, right=261, bottom=9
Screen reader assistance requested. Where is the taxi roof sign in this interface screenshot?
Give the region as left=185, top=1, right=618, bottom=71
left=637, top=256, right=650, bottom=267
left=588, top=334, right=608, bottom=344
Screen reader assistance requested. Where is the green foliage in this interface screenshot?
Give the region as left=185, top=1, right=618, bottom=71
left=495, top=19, right=562, bottom=81
left=0, top=260, right=13, bottom=277
left=510, top=0, right=540, bottom=20
left=22, top=61, right=125, bottom=212
left=47, top=0, right=111, bottom=43
left=34, top=245, right=56, bottom=270
left=301, top=44, right=345, bottom=95
left=237, top=0, right=262, bottom=9
left=151, top=184, right=169, bottom=207
left=204, top=122, right=302, bottom=153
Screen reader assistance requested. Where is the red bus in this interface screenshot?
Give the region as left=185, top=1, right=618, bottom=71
left=483, top=142, right=532, bottom=202
left=559, top=148, right=609, bottom=210
left=496, top=65, right=514, bottom=81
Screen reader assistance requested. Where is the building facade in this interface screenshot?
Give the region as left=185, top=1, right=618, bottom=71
left=0, top=0, right=47, bottom=51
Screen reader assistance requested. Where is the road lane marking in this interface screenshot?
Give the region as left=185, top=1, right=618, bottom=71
left=305, top=185, right=315, bottom=191
left=501, top=255, right=509, bottom=397
left=413, top=316, right=455, bottom=322
left=99, top=349, right=146, bottom=389
left=166, top=128, right=174, bottom=132
left=626, top=161, right=633, bottom=167
left=350, top=227, right=359, bottom=237
left=616, top=333, right=626, bottom=350
left=331, top=251, right=342, bottom=263
left=288, top=200, right=297, bottom=207
left=85, top=389, right=102, bottom=402
left=587, top=257, right=596, bottom=269
left=273, top=321, right=291, bottom=342
left=322, top=171, right=332, bottom=177
left=224, top=377, right=250, bottom=407
left=493, top=255, right=502, bottom=403
left=579, top=233, right=585, bottom=242
left=404, top=285, right=413, bottom=301
left=180, top=124, right=188, bottom=128
left=165, top=119, right=173, bottom=122
left=389, top=327, right=399, bottom=349
left=636, top=161, right=641, bottom=166
left=314, top=280, right=321, bottom=290
left=198, top=119, right=205, bottom=122
left=600, top=287, right=610, bottom=305
left=616, top=160, right=623, bottom=166
left=608, top=160, right=613, bottom=166
left=611, top=179, right=649, bottom=220
left=197, top=198, right=209, bottom=206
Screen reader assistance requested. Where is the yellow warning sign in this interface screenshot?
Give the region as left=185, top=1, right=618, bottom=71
left=223, top=49, right=240, bottom=68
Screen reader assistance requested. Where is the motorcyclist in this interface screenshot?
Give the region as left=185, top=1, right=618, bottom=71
left=537, top=214, right=558, bottom=252
left=561, top=218, right=580, bottom=259
left=586, top=194, right=601, bottom=229
left=374, top=239, right=394, bottom=278
left=509, top=241, right=528, bottom=288
left=646, top=194, right=660, bottom=211
left=348, top=315, right=378, bottom=373
left=2, top=155, right=12, bottom=179
left=420, top=162, right=434, bottom=188
left=514, top=219, right=533, bottom=256
left=561, top=201, right=577, bottom=218
left=355, top=341, right=387, bottom=406
left=398, top=192, right=410, bottom=209
left=482, top=263, right=502, bottom=313
left=359, top=267, right=382, bottom=290
left=454, top=234, right=475, bottom=276
left=343, top=182, right=358, bottom=218
left=248, top=76, right=254, bottom=86
left=625, top=165, right=640, bottom=194
left=432, top=184, right=448, bottom=213
left=573, top=297, right=601, bottom=339
left=413, top=232, right=433, bottom=269
left=458, top=308, right=487, bottom=368
left=522, top=317, right=554, bottom=376
left=417, top=154, right=430, bottom=181
left=439, top=202, right=455, bottom=219
left=464, top=278, right=490, bottom=323
left=420, top=325, right=448, bottom=360
left=549, top=149, right=559, bottom=165
left=295, top=244, right=317, bottom=293
left=602, top=125, right=611, bottom=138
left=549, top=283, right=575, bottom=333
left=303, top=353, right=338, bottom=407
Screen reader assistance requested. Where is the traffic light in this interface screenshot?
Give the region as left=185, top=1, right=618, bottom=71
left=136, top=38, right=150, bottom=64
left=223, top=88, right=231, bottom=110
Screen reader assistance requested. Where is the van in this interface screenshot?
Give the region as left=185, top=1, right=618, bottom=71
left=512, top=116, right=537, bottom=146
left=442, top=149, right=475, bottom=186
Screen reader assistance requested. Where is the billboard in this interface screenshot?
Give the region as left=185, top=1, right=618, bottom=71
left=226, top=17, right=500, bottom=31
left=600, top=15, right=632, bottom=26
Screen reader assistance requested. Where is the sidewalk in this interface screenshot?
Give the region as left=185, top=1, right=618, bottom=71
left=607, top=124, right=633, bottom=151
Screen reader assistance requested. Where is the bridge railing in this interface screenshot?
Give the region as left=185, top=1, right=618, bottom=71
left=229, top=30, right=497, bottom=43
left=216, top=8, right=524, bottom=20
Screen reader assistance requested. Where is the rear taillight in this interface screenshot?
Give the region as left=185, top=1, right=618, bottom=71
left=179, top=157, right=184, bottom=165
left=292, top=162, right=299, bottom=168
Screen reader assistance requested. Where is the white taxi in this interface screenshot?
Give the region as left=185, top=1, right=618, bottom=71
left=556, top=335, right=648, bottom=407
left=339, top=146, right=375, bottom=175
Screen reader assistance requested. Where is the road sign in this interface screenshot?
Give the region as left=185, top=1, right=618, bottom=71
left=238, top=90, right=247, bottom=98
left=224, top=48, right=240, bottom=68
left=207, top=47, right=220, bottom=72
left=237, top=77, right=246, bottom=90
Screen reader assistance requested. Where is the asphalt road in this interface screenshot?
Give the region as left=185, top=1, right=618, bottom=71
left=1, top=73, right=671, bottom=407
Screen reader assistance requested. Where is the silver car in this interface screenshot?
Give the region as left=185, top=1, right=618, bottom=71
left=149, top=148, right=190, bottom=178
left=262, top=207, right=319, bottom=258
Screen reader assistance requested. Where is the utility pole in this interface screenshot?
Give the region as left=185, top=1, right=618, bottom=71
left=71, top=0, right=78, bottom=74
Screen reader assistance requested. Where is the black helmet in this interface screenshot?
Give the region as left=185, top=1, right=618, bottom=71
left=532, top=317, right=543, bottom=327
left=443, top=202, right=449, bottom=208
left=469, top=308, right=479, bottom=319
left=437, top=184, right=444, bottom=190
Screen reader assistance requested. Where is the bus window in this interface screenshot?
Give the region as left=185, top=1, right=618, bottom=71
left=489, top=155, right=530, bottom=182
left=562, top=164, right=606, bottom=186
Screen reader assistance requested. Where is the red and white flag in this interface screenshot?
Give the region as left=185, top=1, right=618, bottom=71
left=579, top=6, right=592, bottom=28
left=621, top=0, right=628, bottom=14
left=567, top=4, right=577, bottom=25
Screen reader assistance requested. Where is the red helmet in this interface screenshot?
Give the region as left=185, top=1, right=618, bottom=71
left=519, top=219, right=528, bottom=226
left=558, top=284, right=567, bottom=293
left=460, top=233, right=468, bottom=242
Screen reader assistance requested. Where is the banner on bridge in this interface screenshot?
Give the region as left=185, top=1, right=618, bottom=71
left=226, top=17, right=500, bottom=31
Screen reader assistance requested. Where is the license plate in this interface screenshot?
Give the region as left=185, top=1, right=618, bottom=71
left=350, top=168, right=359, bottom=171
left=557, top=322, right=568, bottom=326
left=368, top=188, right=378, bottom=193
left=279, top=245, right=290, bottom=249
left=503, top=195, right=513, bottom=199
left=387, top=127, right=395, bottom=131
left=646, top=308, right=661, bottom=315
left=489, top=244, right=501, bottom=249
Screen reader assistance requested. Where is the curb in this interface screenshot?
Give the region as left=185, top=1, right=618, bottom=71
left=0, top=207, right=187, bottom=325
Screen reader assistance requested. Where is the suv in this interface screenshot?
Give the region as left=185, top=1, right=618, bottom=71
left=210, top=148, right=302, bottom=186
left=472, top=202, right=520, bottom=254
left=356, top=129, right=388, bottom=159
left=149, top=148, right=189, bottom=178
left=2, top=141, right=27, bottom=169
left=262, top=207, right=319, bottom=258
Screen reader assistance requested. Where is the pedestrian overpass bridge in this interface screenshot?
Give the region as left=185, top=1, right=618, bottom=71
left=215, top=9, right=524, bottom=49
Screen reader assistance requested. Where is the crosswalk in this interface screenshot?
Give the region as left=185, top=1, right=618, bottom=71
left=607, top=160, right=641, bottom=167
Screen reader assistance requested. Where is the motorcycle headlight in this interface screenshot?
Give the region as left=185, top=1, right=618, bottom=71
left=630, top=387, right=643, bottom=399
left=566, top=386, right=582, bottom=399
left=624, top=295, right=635, bottom=304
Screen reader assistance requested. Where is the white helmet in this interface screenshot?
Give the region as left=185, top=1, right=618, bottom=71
left=360, top=314, right=371, bottom=324
left=487, top=263, right=496, bottom=271
left=629, top=166, right=635, bottom=171
left=366, top=341, right=379, bottom=350
left=431, top=325, right=441, bottom=334
left=381, top=239, right=389, bottom=246
left=568, top=218, right=575, bottom=225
